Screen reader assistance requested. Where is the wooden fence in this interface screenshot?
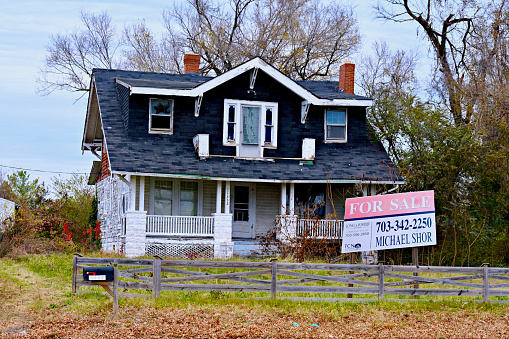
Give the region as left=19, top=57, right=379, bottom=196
left=73, top=257, right=509, bottom=306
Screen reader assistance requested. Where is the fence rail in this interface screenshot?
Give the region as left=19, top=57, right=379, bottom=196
left=146, top=215, right=214, bottom=236
left=73, top=257, right=509, bottom=304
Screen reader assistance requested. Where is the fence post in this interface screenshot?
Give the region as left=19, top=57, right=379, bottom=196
left=378, top=264, right=384, bottom=300
left=153, top=257, right=161, bottom=298
left=412, top=247, right=419, bottom=299
left=347, top=252, right=356, bottom=298
left=113, top=259, right=119, bottom=316
left=482, top=263, right=490, bottom=303
left=271, top=259, right=277, bottom=299
left=72, top=256, right=78, bottom=294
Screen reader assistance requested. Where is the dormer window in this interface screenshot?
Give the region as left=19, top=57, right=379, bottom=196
left=223, top=99, right=278, bottom=157
left=325, top=109, right=347, bottom=142
left=149, top=98, right=174, bottom=134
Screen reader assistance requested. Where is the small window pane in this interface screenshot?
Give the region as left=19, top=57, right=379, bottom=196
left=264, top=126, right=272, bottom=143
left=327, top=126, right=345, bottom=139
left=151, top=99, right=173, bottom=115
left=180, top=182, right=198, bottom=200
left=228, top=105, right=235, bottom=123
left=266, top=108, right=273, bottom=125
left=154, top=200, right=172, bottom=215
left=154, top=180, right=173, bottom=215
left=228, top=123, right=235, bottom=141
left=180, top=181, right=198, bottom=216
left=151, top=115, right=172, bottom=130
left=327, top=110, right=345, bottom=125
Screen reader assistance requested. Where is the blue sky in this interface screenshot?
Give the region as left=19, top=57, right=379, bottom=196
left=0, top=0, right=424, bottom=190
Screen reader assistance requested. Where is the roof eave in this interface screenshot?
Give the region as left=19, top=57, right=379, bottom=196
left=111, top=170, right=403, bottom=185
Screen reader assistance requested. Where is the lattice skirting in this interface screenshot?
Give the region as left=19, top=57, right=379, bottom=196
left=146, top=243, right=214, bottom=259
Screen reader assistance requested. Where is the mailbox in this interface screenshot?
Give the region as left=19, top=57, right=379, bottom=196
left=83, top=266, right=114, bottom=282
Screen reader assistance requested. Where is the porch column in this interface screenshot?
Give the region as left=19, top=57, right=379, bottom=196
left=213, top=180, right=233, bottom=259
left=370, top=184, right=377, bottom=196
left=124, top=210, right=147, bottom=257
left=289, top=183, right=295, bottom=216
left=216, top=181, right=222, bottom=214
left=213, top=211, right=233, bottom=259
left=280, top=183, right=287, bottom=215
left=279, top=183, right=296, bottom=242
left=225, top=181, right=231, bottom=214
left=129, top=175, right=137, bottom=211
left=362, top=183, right=369, bottom=197
left=124, top=175, right=147, bottom=257
left=139, top=176, right=145, bottom=211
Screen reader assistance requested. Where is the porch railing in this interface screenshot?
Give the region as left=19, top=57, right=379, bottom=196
left=296, top=218, right=343, bottom=239
left=146, top=215, right=214, bottom=237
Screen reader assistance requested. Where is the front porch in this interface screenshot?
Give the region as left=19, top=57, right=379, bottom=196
left=122, top=213, right=344, bottom=258
left=113, top=176, right=375, bottom=259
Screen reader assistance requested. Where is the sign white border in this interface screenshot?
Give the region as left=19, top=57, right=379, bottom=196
left=342, top=191, right=436, bottom=253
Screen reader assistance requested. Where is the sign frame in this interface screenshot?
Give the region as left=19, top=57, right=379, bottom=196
left=341, top=190, right=436, bottom=253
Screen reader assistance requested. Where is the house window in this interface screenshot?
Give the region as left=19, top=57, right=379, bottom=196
left=325, top=109, right=347, bottom=141
left=227, top=105, right=236, bottom=142
left=242, top=106, right=260, bottom=144
left=149, top=98, right=173, bottom=134
left=180, top=181, right=198, bottom=216
left=264, top=107, right=274, bottom=144
left=223, top=99, right=278, bottom=155
left=154, top=179, right=173, bottom=215
left=150, top=179, right=202, bottom=216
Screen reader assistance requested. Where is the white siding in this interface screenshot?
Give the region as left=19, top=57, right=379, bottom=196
left=255, top=183, right=280, bottom=237
left=97, top=175, right=129, bottom=252
left=0, top=198, right=15, bottom=230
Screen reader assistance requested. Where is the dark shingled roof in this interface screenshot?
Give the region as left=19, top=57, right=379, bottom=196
left=117, top=73, right=212, bottom=90
left=92, top=68, right=401, bottom=183
left=297, top=80, right=371, bottom=100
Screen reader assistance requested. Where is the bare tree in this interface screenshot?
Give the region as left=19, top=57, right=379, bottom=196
left=123, top=20, right=183, bottom=73
left=166, top=0, right=361, bottom=79
left=38, top=11, right=121, bottom=94
left=465, top=0, right=509, bottom=136
left=376, top=0, right=476, bottom=126
left=357, top=41, right=420, bottom=164
left=40, top=0, right=361, bottom=94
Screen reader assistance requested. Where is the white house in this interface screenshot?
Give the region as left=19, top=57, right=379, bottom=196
left=0, top=197, right=15, bottom=231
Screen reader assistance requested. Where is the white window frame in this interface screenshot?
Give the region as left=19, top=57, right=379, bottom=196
left=324, top=108, right=347, bottom=143
left=149, top=98, right=174, bottom=134
left=223, top=99, right=278, bottom=153
left=149, top=178, right=203, bottom=216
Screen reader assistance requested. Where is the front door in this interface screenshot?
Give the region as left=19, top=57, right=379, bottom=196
left=232, top=184, right=255, bottom=238
left=239, top=105, right=261, bottom=157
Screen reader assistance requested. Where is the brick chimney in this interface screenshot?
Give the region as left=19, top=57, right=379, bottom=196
left=184, top=53, right=201, bottom=74
left=339, top=61, right=355, bottom=95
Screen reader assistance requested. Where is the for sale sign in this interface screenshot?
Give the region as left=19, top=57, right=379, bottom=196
left=341, top=191, right=436, bottom=253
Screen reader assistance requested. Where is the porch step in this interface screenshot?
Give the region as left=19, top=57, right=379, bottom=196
left=233, top=239, right=267, bottom=257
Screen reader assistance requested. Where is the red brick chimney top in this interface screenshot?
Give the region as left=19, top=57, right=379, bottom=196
left=184, top=53, right=200, bottom=74
left=339, top=61, right=355, bottom=95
